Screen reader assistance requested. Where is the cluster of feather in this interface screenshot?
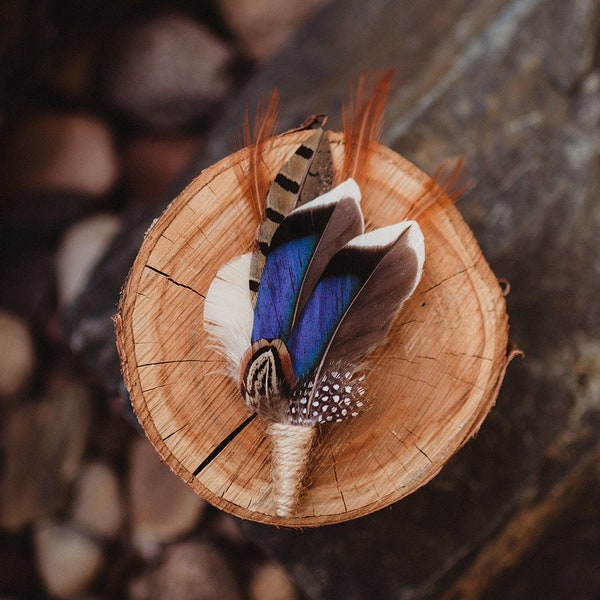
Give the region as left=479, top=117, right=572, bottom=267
left=204, top=178, right=425, bottom=427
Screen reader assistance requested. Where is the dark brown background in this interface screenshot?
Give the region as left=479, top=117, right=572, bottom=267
left=2, top=0, right=600, bottom=598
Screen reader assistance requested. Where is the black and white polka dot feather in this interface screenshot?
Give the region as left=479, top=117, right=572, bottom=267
left=287, top=368, right=367, bottom=426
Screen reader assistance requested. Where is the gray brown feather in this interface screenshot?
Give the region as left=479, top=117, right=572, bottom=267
left=315, top=227, right=421, bottom=381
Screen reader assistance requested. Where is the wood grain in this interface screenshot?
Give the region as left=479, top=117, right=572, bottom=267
left=116, top=130, right=510, bottom=526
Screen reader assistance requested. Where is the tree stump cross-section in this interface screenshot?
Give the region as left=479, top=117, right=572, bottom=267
left=116, top=130, right=510, bottom=527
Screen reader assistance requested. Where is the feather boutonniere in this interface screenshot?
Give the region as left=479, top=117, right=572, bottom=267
left=116, top=73, right=512, bottom=526
left=205, top=73, right=429, bottom=516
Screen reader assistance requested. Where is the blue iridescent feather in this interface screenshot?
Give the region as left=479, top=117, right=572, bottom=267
left=251, top=234, right=317, bottom=342
left=286, top=271, right=362, bottom=380
left=245, top=174, right=426, bottom=421
left=251, top=179, right=363, bottom=344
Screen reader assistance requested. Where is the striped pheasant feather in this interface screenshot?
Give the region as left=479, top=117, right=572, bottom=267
left=249, top=123, right=334, bottom=305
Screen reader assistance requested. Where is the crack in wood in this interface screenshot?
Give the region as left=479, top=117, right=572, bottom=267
left=137, top=359, right=222, bottom=367
left=140, top=383, right=174, bottom=393
left=162, top=423, right=190, bottom=441
left=414, top=444, right=433, bottom=464
left=423, top=266, right=475, bottom=293
left=192, top=413, right=257, bottom=477
left=384, top=434, right=411, bottom=474
left=331, top=452, right=348, bottom=512
left=441, top=350, right=493, bottom=361
left=145, top=265, right=205, bottom=298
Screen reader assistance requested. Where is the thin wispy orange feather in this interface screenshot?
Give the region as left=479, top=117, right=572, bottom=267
left=238, top=89, right=280, bottom=224
left=340, top=71, right=393, bottom=188
left=405, top=157, right=471, bottom=222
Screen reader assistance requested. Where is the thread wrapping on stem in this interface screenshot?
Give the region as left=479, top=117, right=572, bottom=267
left=267, top=422, right=316, bottom=516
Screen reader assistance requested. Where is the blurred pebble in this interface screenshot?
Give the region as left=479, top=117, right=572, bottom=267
left=104, top=13, right=234, bottom=132
left=129, top=541, right=242, bottom=600
left=0, top=376, right=92, bottom=530
left=4, top=112, right=119, bottom=196
left=124, top=135, right=200, bottom=204
left=218, top=0, right=329, bottom=62
left=55, top=213, right=121, bottom=305
left=248, top=562, right=298, bottom=600
left=0, top=310, right=35, bottom=397
left=128, top=437, right=207, bottom=558
left=71, top=462, right=123, bottom=540
left=34, top=519, right=103, bottom=599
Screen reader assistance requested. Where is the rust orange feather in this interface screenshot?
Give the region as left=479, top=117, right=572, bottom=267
left=238, top=89, right=280, bottom=224
left=405, top=157, right=471, bottom=222
left=339, top=71, right=393, bottom=188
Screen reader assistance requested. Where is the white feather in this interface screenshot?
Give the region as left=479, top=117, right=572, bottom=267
left=403, top=220, right=426, bottom=281
left=203, top=253, right=254, bottom=377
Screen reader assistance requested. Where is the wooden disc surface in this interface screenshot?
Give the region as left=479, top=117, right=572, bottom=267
left=116, top=130, right=509, bottom=527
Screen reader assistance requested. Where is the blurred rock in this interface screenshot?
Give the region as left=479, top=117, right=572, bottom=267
left=218, top=0, right=330, bottom=62
left=206, top=511, right=246, bottom=544
left=129, top=540, right=242, bottom=600
left=128, top=437, right=207, bottom=558
left=34, top=519, right=103, bottom=599
left=71, top=461, right=123, bottom=540
left=0, top=376, right=92, bottom=530
left=60, top=204, right=157, bottom=397
left=124, top=135, right=200, bottom=205
left=0, top=310, right=35, bottom=397
left=103, top=13, right=234, bottom=132
left=248, top=562, right=298, bottom=600
left=3, top=112, right=119, bottom=196
left=55, top=213, right=121, bottom=306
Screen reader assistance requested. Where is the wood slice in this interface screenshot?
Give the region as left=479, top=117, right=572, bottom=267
left=115, top=130, right=510, bottom=527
